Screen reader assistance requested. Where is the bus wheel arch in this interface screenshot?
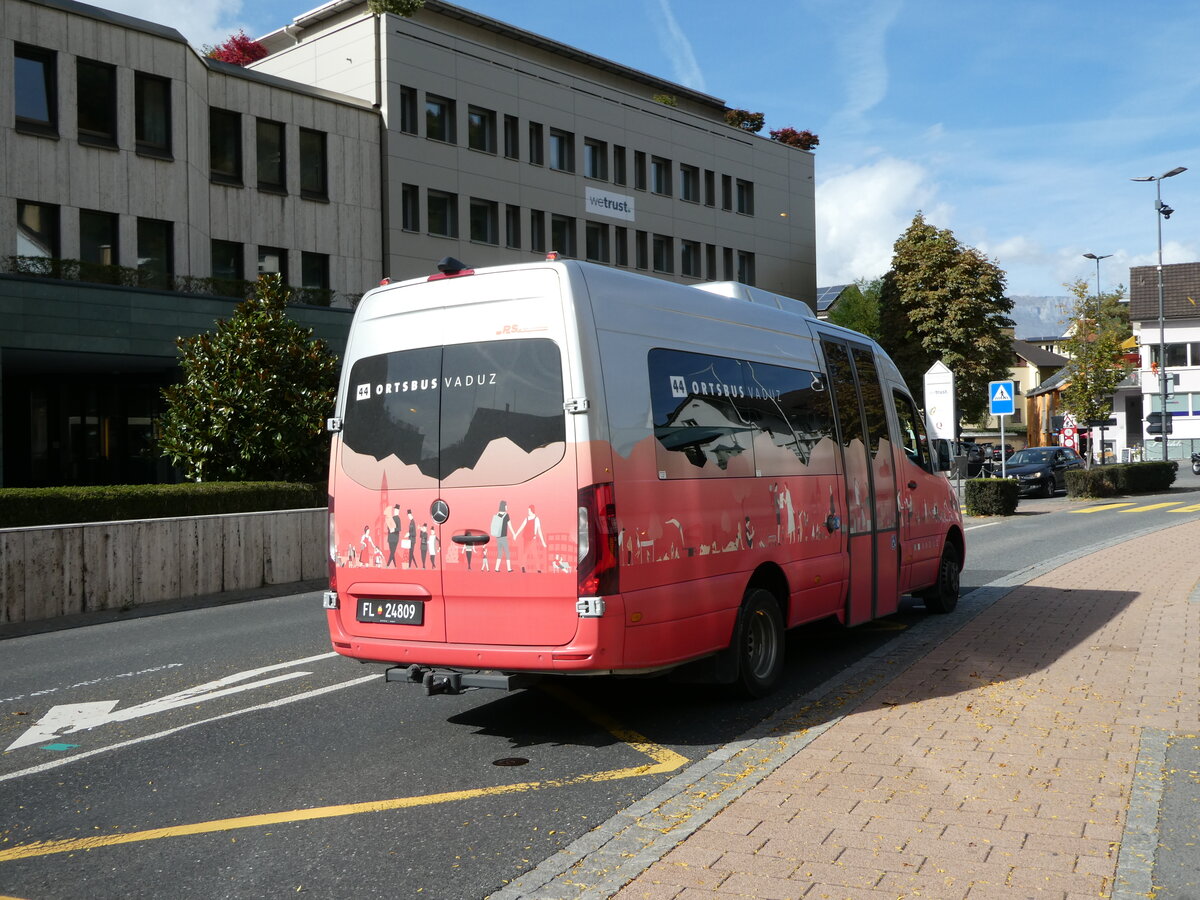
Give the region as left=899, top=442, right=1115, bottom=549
left=919, top=529, right=963, bottom=615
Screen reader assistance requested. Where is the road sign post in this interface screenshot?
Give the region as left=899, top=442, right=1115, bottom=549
left=989, top=381, right=1015, bottom=478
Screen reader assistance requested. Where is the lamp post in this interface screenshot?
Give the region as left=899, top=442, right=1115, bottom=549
left=1083, top=252, right=1112, bottom=464
left=1131, top=166, right=1187, bottom=461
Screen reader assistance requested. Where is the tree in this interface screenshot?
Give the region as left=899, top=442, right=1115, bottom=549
left=367, top=0, right=425, bottom=14
left=826, top=277, right=881, bottom=340
left=769, top=127, right=819, bottom=150
left=878, top=213, right=1014, bottom=425
left=1060, top=277, right=1133, bottom=465
left=204, top=30, right=268, bottom=66
left=724, top=109, right=765, bottom=133
left=158, top=275, right=339, bottom=483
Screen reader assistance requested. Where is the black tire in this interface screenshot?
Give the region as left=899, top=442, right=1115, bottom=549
left=920, top=543, right=960, bottom=614
left=1192, top=463, right=1200, bottom=475
left=733, top=589, right=785, bottom=698
left=1041, top=476, right=1055, bottom=498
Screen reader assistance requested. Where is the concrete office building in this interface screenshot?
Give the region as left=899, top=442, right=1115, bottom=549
left=1, top=0, right=382, bottom=486
left=252, top=0, right=816, bottom=298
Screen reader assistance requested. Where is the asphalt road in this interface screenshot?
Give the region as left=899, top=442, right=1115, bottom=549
left=3, top=473, right=1200, bottom=899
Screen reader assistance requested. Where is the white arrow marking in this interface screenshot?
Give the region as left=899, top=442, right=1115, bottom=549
left=6, top=652, right=335, bottom=752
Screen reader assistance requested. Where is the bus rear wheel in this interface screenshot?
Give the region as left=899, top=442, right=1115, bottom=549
left=920, top=543, right=960, bottom=614
left=735, top=589, right=785, bottom=698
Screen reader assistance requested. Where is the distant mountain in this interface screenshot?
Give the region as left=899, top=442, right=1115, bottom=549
left=1008, top=295, right=1070, bottom=340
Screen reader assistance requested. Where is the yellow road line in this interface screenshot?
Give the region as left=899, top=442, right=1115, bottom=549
left=1070, top=503, right=1136, bottom=513
left=1120, top=502, right=1184, bottom=512
left=0, top=688, right=687, bottom=864
left=1170, top=503, right=1200, bottom=513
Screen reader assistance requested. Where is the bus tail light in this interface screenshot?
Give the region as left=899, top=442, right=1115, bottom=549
left=324, top=498, right=340, bottom=609
left=577, top=482, right=618, bottom=597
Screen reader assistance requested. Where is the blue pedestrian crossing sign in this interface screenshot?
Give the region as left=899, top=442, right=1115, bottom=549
left=989, top=380, right=1015, bottom=416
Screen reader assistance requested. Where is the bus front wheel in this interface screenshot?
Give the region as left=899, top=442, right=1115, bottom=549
left=735, top=589, right=785, bottom=698
left=919, top=544, right=960, bottom=614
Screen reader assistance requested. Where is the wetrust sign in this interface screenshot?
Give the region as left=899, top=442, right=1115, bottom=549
left=585, top=187, right=635, bottom=222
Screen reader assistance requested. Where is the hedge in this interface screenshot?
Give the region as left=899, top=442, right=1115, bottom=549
left=0, top=482, right=326, bottom=528
left=1063, top=461, right=1177, bottom=498
left=964, top=478, right=1020, bottom=517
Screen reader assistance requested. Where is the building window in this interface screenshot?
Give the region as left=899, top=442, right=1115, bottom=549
left=704, top=170, right=715, bottom=207
left=299, top=128, right=328, bottom=200
left=613, top=146, right=627, bottom=186
left=134, top=72, right=171, bottom=157
left=530, top=210, right=546, bottom=252
left=584, top=138, right=607, bottom=180
left=426, top=94, right=455, bottom=143
left=681, top=239, right=701, bottom=277
left=737, top=250, right=756, bottom=285
left=470, top=198, right=499, bottom=244
left=721, top=174, right=732, bottom=210
left=399, top=85, right=418, bottom=134
left=137, top=218, right=173, bottom=289
left=705, top=243, right=717, bottom=280
left=505, top=204, right=521, bottom=249
left=468, top=106, right=496, bottom=153
left=635, top=231, right=648, bottom=270
left=301, top=251, right=330, bottom=291
left=503, top=115, right=519, bottom=158
left=401, top=183, right=420, bottom=231
left=209, top=108, right=242, bottom=185
left=550, top=214, right=576, bottom=257
left=585, top=221, right=609, bottom=263
left=634, top=151, right=647, bottom=191
left=77, top=58, right=116, bottom=146
left=680, top=165, right=700, bottom=203
left=211, top=239, right=242, bottom=282
left=427, top=190, right=458, bottom=237
left=723, top=246, right=734, bottom=279
left=258, top=246, right=288, bottom=284
left=15, top=44, right=57, bottom=137
left=17, top=200, right=59, bottom=257
left=80, top=210, right=119, bottom=267
left=650, top=156, right=671, bottom=195
left=549, top=129, right=574, bottom=172
left=528, top=122, right=544, bottom=165
left=653, top=234, right=674, bottom=273
left=256, top=119, right=286, bottom=192
left=736, top=179, right=755, bottom=215
left=614, top=226, right=628, bottom=267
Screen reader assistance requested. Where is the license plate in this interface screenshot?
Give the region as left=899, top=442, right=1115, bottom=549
left=356, top=599, right=425, bottom=625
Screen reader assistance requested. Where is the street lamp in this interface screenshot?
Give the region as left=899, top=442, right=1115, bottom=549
left=1131, top=165, right=1187, bottom=461
left=1083, top=252, right=1112, bottom=464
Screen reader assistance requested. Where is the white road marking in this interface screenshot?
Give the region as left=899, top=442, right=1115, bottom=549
left=0, top=673, right=379, bottom=783
left=965, top=521, right=999, bottom=531
left=5, top=652, right=337, bottom=752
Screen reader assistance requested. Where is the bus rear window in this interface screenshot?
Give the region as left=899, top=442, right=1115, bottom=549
left=341, top=338, right=567, bottom=488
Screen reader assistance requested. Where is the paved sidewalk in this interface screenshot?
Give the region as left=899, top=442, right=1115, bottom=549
left=605, top=519, right=1200, bottom=900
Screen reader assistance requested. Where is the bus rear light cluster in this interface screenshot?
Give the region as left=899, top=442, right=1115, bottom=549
left=577, top=482, right=618, bottom=597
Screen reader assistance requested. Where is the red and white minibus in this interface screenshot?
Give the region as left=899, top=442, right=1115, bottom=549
left=323, top=258, right=964, bottom=696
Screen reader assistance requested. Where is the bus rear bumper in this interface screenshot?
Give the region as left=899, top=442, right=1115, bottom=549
left=386, top=664, right=541, bottom=695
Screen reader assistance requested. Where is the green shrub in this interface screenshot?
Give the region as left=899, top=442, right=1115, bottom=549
left=964, top=477, right=1019, bottom=516
left=1064, top=461, right=1177, bottom=498
left=0, top=482, right=325, bottom=528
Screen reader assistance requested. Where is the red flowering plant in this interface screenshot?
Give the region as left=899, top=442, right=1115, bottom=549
left=769, top=127, right=820, bottom=150
left=205, top=30, right=269, bottom=66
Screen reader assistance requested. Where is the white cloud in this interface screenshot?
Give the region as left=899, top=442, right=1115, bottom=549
left=85, top=0, right=249, bottom=49
left=828, top=0, right=902, bottom=134
left=652, top=0, right=705, bottom=91
left=815, top=156, right=951, bottom=286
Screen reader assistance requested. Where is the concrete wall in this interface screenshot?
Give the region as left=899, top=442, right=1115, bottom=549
left=0, top=508, right=326, bottom=625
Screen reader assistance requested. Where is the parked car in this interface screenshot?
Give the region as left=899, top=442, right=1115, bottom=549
left=992, top=443, right=1014, bottom=461
left=956, top=442, right=985, bottom=476
left=1003, top=446, right=1084, bottom=497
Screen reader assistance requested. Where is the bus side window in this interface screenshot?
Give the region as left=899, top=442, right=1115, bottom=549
left=894, top=391, right=932, bottom=471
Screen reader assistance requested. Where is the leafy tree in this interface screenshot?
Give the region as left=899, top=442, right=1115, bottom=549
left=204, top=30, right=268, bottom=66
left=367, top=0, right=425, bottom=14
left=1060, top=277, right=1133, bottom=465
left=158, top=275, right=339, bottom=483
left=724, top=109, right=765, bottom=133
left=878, top=213, right=1014, bottom=425
left=769, top=127, right=819, bottom=150
left=827, top=277, right=881, bottom=340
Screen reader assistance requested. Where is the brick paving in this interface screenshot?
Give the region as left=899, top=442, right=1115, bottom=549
left=611, top=518, right=1200, bottom=900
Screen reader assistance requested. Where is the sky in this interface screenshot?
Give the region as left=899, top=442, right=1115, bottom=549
left=84, top=0, right=1200, bottom=336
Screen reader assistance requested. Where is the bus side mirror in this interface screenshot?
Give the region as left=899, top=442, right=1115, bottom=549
left=931, top=438, right=953, bottom=473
